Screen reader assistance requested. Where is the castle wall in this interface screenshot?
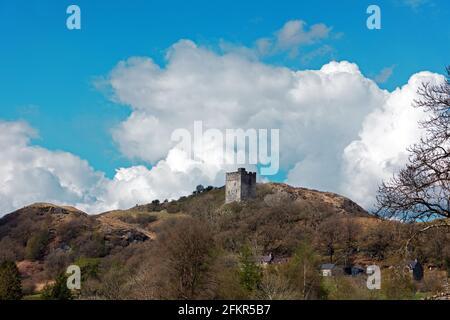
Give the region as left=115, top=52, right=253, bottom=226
left=225, top=169, right=256, bottom=203
left=240, top=171, right=256, bottom=200
left=225, top=172, right=241, bottom=204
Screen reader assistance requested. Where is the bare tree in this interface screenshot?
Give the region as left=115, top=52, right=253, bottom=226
left=256, top=271, right=297, bottom=300
left=126, top=218, right=216, bottom=300
left=316, top=216, right=344, bottom=263
left=377, top=66, right=450, bottom=221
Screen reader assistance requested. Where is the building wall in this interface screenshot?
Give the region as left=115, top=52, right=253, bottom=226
left=240, top=171, right=256, bottom=200
left=225, top=171, right=241, bottom=204
left=225, top=168, right=256, bottom=204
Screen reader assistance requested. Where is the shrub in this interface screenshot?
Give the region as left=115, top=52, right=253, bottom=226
left=380, top=268, right=416, bottom=300
left=118, top=215, right=158, bottom=227
left=417, top=271, right=444, bottom=294
left=76, top=232, right=107, bottom=258
left=74, top=257, right=101, bottom=281
left=166, top=203, right=180, bottom=214
left=321, top=276, right=375, bottom=300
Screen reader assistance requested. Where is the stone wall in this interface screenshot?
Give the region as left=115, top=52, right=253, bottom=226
left=225, top=168, right=256, bottom=203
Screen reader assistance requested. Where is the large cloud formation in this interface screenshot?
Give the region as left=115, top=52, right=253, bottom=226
left=0, top=121, right=103, bottom=213
left=0, top=120, right=228, bottom=215
left=0, top=39, right=445, bottom=216
left=341, top=72, right=444, bottom=207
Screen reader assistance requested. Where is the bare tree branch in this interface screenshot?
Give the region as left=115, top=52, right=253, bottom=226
left=377, top=66, right=450, bottom=221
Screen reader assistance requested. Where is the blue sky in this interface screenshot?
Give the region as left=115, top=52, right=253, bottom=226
left=0, top=0, right=449, bottom=182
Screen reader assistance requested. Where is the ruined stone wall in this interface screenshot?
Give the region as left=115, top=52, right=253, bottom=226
left=240, top=171, right=256, bottom=200
left=225, top=171, right=241, bottom=204
left=225, top=169, right=256, bottom=204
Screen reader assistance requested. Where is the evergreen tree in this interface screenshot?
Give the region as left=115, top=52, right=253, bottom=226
left=42, top=273, right=73, bottom=300
left=0, top=260, right=23, bottom=300
left=238, top=245, right=262, bottom=292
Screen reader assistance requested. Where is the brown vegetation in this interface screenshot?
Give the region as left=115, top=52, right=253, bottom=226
left=1, top=183, right=449, bottom=300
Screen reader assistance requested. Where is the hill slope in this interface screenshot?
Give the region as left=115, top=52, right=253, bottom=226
left=1, top=182, right=448, bottom=298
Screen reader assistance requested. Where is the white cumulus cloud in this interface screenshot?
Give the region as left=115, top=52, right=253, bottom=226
left=0, top=39, right=445, bottom=216
left=340, top=71, right=446, bottom=208
left=0, top=120, right=230, bottom=216
left=0, top=121, right=104, bottom=214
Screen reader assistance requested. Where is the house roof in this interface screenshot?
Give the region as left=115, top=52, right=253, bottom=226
left=320, top=263, right=336, bottom=270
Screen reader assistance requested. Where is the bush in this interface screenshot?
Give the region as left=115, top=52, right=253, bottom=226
left=417, top=271, right=444, bottom=294
left=56, top=219, right=87, bottom=244
left=76, top=232, right=107, bottom=258
left=321, top=276, right=375, bottom=300
left=149, top=201, right=162, bottom=212
left=166, top=203, right=181, bottom=214
left=380, top=268, right=416, bottom=300
left=118, top=215, right=158, bottom=227
left=75, top=257, right=101, bottom=281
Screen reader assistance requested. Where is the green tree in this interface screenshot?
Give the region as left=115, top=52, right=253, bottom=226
left=238, top=245, right=262, bottom=292
left=42, top=273, right=73, bottom=300
left=25, top=231, right=49, bottom=261
left=0, top=260, right=23, bottom=300
left=75, top=257, right=100, bottom=281
left=285, top=242, right=324, bottom=300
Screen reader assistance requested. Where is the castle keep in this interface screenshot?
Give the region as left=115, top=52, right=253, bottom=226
left=225, top=168, right=256, bottom=204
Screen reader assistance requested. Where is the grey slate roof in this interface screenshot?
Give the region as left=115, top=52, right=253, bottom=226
left=320, top=263, right=336, bottom=270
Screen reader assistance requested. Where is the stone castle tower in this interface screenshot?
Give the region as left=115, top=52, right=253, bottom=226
left=225, top=168, right=256, bottom=204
